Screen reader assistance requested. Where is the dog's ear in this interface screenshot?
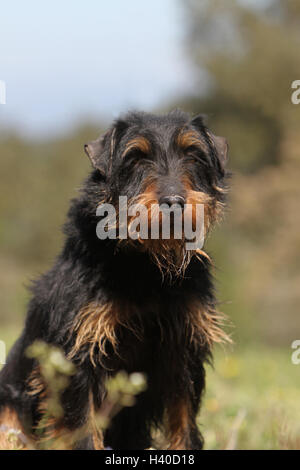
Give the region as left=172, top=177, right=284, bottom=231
left=84, top=129, right=114, bottom=177
left=190, top=114, right=207, bottom=130
left=84, top=119, right=129, bottom=176
left=209, top=133, right=229, bottom=170
left=190, top=115, right=228, bottom=171
left=84, top=136, right=105, bottom=172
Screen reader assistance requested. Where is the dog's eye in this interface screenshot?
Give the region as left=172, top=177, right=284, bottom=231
left=124, top=149, right=150, bottom=162
left=185, top=146, right=209, bottom=166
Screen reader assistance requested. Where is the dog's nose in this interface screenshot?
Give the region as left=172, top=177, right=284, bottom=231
left=159, top=195, right=185, bottom=209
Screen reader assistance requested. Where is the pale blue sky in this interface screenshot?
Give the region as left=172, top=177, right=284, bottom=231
left=0, top=0, right=195, bottom=137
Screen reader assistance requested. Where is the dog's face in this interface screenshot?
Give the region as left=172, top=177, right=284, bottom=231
left=85, top=111, right=229, bottom=275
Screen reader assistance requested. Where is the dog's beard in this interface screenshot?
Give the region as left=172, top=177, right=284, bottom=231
left=97, top=182, right=223, bottom=279
left=120, top=189, right=222, bottom=280
left=133, top=238, right=191, bottom=280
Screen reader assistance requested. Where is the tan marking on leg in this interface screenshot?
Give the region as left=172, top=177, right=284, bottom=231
left=89, top=393, right=105, bottom=450
left=166, top=398, right=191, bottom=450
left=0, top=407, right=30, bottom=450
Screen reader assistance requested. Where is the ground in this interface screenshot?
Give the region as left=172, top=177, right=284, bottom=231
left=1, top=326, right=299, bottom=450
left=202, top=345, right=300, bottom=449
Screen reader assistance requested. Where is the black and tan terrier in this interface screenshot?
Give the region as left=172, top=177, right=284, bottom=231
left=0, top=110, right=230, bottom=450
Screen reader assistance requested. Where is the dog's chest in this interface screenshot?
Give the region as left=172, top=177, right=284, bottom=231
left=93, top=297, right=197, bottom=374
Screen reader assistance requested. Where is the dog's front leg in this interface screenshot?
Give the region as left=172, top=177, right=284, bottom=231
left=27, top=364, right=103, bottom=450
left=165, top=358, right=206, bottom=451
left=166, top=395, right=203, bottom=450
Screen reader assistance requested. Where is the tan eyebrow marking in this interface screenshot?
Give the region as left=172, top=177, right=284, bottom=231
left=123, top=136, right=151, bottom=157
left=177, top=130, right=206, bottom=151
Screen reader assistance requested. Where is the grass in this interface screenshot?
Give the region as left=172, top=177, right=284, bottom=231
left=1, top=326, right=300, bottom=450
left=202, top=345, right=300, bottom=449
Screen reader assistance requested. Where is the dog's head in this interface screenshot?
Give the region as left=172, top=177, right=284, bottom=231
left=84, top=110, right=229, bottom=276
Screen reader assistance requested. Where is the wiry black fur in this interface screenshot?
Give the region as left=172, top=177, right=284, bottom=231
left=0, top=110, right=229, bottom=449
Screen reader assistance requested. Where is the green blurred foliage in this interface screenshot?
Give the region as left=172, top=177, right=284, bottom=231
left=177, top=0, right=300, bottom=345
left=183, top=0, right=300, bottom=171
left=22, top=341, right=147, bottom=449
left=0, top=124, right=102, bottom=328
left=202, top=345, right=300, bottom=449
left=0, top=125, right=101, bottom=265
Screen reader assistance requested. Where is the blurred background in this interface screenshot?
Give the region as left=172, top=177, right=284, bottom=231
left=1, top=0, right=300, bottom=449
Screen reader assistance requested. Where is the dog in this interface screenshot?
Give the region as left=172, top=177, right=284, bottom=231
left=0, top=110, right=229, bottom=450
